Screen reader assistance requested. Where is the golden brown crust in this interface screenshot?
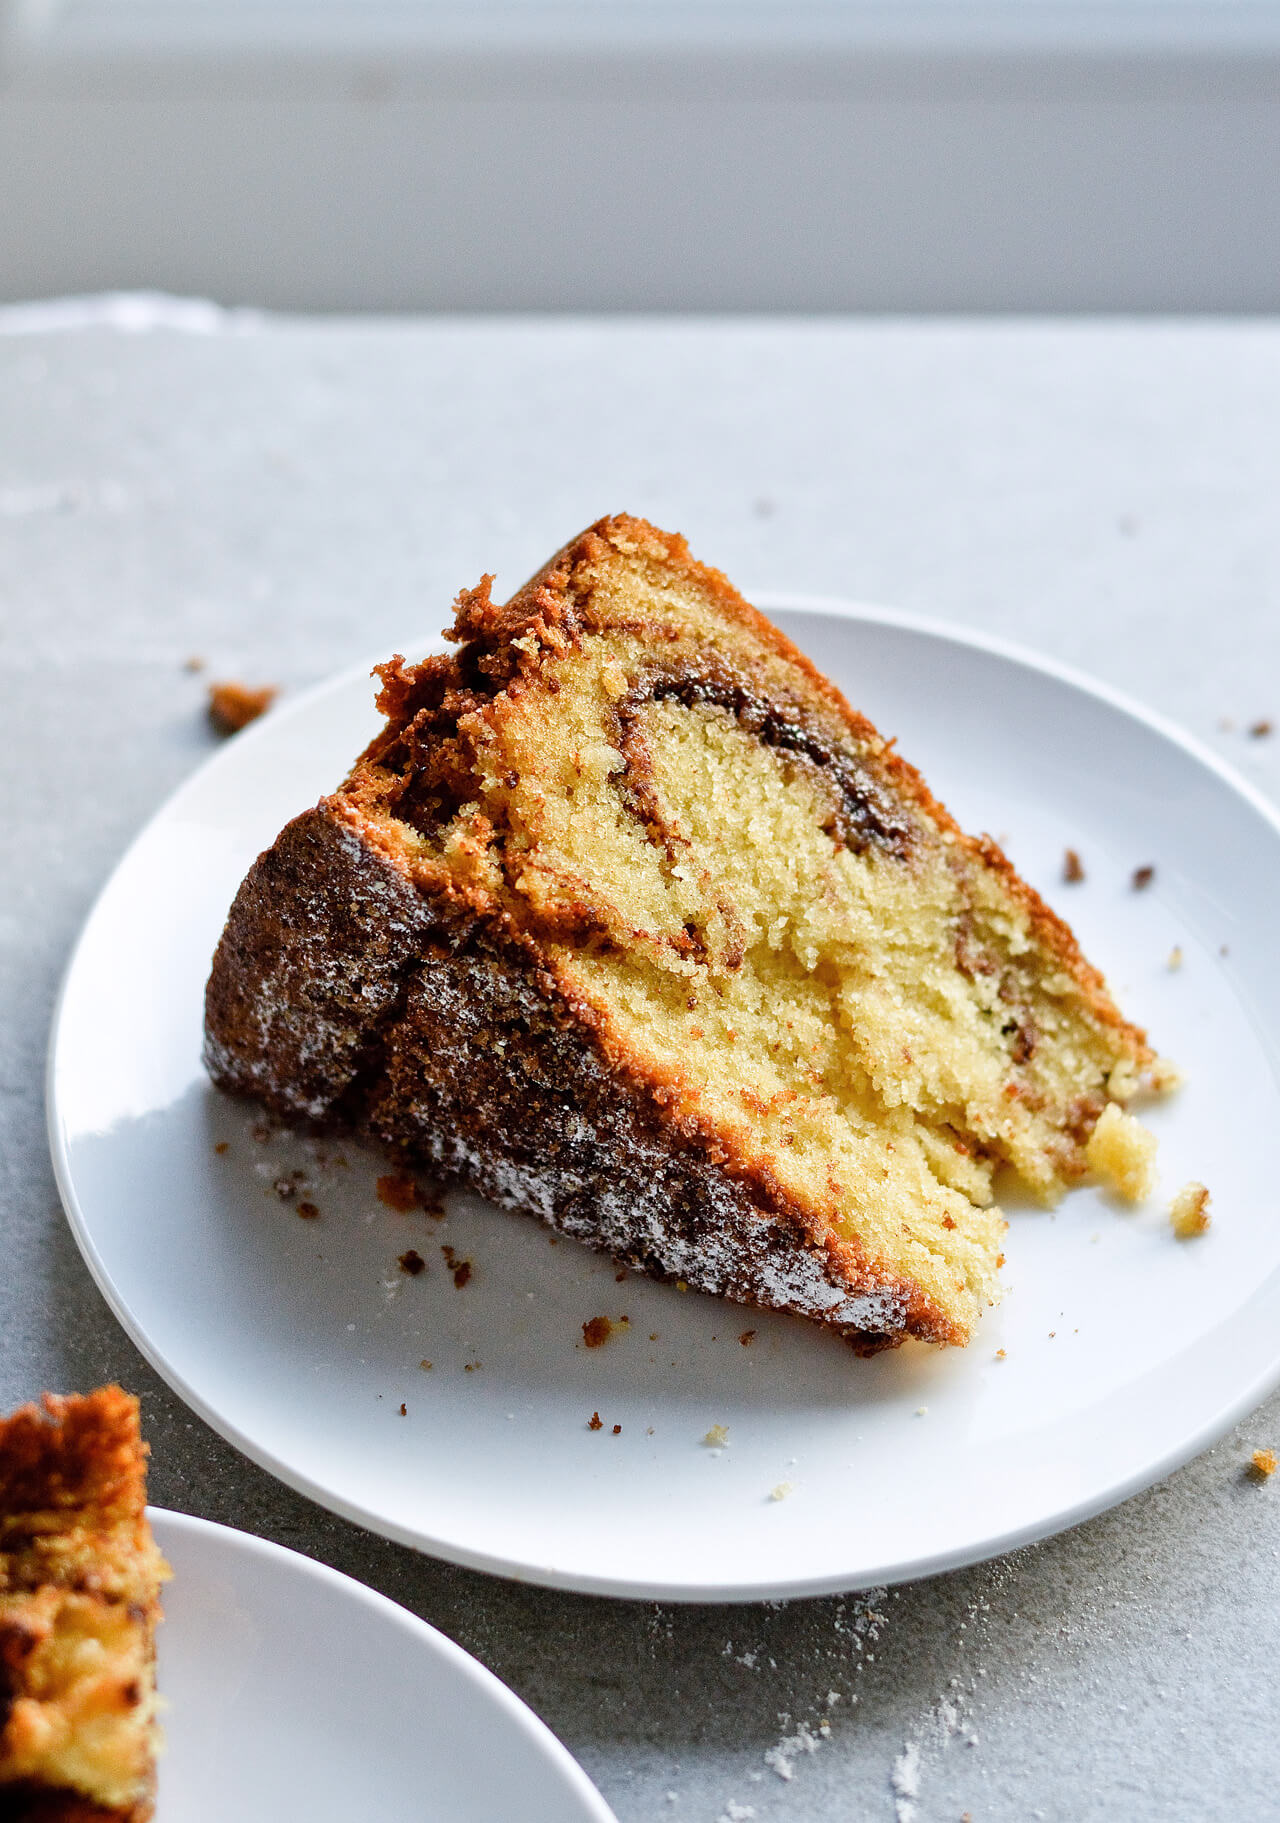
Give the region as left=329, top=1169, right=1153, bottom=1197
left=0, top=1393, right=147, bottom=1554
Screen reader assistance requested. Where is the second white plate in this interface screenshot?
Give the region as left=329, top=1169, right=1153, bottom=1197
left=49, top=601, right=1280, bottom=1599
left=151, top=1509, right=615, bottom=1821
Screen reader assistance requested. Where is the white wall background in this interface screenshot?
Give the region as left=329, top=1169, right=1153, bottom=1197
left=2, top=2, right=1279, bottom=310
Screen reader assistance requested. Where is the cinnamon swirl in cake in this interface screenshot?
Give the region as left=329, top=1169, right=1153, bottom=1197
left=205, top=515, right=1162, bottom=1351
left=0, top=1389, right=168, bottom=1822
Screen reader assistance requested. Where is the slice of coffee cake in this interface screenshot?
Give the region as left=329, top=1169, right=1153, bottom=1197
left=206, top=514, right=1160, bottom=1351
left=0, top=1389, right=168, bottom=1822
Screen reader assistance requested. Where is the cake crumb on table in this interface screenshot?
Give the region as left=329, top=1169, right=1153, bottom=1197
left=612, top=1424, right=622, bottom=1435
left=1170, top=1182, right=1211, bottom=1239
left=1250, top=1449, right=1277, bottom=1479
left=582, top=1316, right=614, bottom=1348
left=1167, top=945, right=1184, bottom=970
left=1131, top=864, right=1156, bottom=890
left=1085, top=1103, right=1158, bottom=1201
left=1062, top=847, right=1085, bottom=883
left=1249, top=718, right=1274, bottom=738
left=739, top=1329, right=757, bottom=1346
left=207, top=679, right=277, bottom=734
left=588, top=1411, right=603, bottom=1431
left=296, top=1200, right=319, bottom=1219
left=703, top=1424, right=730, bottom=1448
left=397, top=1248, right=426, bottom=1276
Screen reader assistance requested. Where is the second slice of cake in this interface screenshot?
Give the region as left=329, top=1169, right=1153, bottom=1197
left=0, top=1388, right=168, bottom=1823
left=206, top=515, right=1160, bottom=1351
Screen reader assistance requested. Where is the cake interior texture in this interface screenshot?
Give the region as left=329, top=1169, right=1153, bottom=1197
left=0, top=1389, right=168, bottom=1823
left=206, top=515, right=1160, bottom=1350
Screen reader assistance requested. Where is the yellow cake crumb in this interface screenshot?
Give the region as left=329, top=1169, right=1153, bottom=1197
left=770, top=1482, right=794, bottom=1501
left=702, top=1424, right=730, bottom=1448
left=1149, top=1055, right=1183, bottom=1094
left=1167, top=946, right=1183, bottom=971
left=1250, top=1448, right=1277, bottom=1480
left=1169, top=1180, right=1211, bottom=1239
left=1085, top=1103, right=1158, bottom=1201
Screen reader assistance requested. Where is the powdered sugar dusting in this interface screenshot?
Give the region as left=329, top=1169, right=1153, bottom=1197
left=891, top=1739, right=922, bottom=1820
left=765, top=1718, right=823, bottom=1781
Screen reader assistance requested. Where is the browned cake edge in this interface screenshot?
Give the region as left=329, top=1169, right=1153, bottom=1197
left=0, top=1392, right=147, bottom=1543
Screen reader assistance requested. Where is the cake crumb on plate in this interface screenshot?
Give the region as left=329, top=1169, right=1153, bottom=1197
left=377, top=1173, right=422, bottom=1212
left=1086, top=1103, right=1158, bottom=1201
left=1170, top=1181, right=1211, bottom=1239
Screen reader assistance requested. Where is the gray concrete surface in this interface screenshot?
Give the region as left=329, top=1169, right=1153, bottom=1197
left=2, top=310, right=1278, bottom=1820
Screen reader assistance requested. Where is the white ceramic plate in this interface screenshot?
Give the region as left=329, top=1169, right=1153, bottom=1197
left=48, top=601, right=1280, bottom=1601
left=149, top=1508, right=615, bottom=1821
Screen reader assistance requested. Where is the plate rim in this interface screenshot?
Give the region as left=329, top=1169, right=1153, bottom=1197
left=46, top=596, right=1280, bottom=1602
left=147, top=1507, right=617, bottom=1820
